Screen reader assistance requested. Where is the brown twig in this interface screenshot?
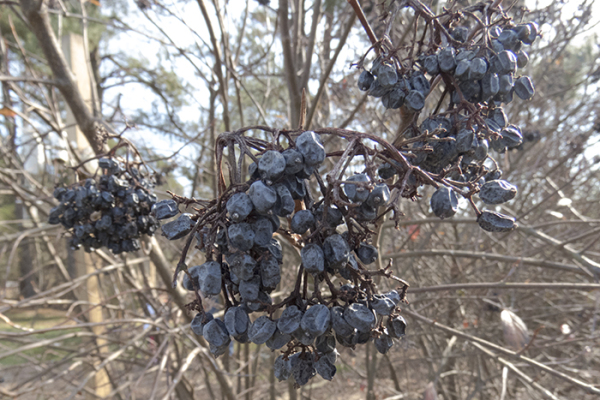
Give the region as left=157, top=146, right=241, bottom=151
left=404, top=309, right=600, bottom=395
left=347, top=0, right=378, bottom=46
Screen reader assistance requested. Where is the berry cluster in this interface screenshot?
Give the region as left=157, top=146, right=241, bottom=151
left=359, top=67, right=431, bottom=112
left=359, top=23, right=537, bottom=111
left=178, top=131, right=408, bottom=387
left=48, top=158, right=159, bottom=254
left=356, top=16, right=540, bottom=232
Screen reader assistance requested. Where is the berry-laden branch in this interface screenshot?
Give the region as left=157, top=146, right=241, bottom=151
left=157, top=106, right=526, bottom=385
left=48, top=154, right=161, bottom=254
left=47, top=0, right=543, bottom=388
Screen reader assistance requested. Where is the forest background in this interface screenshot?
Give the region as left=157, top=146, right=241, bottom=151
left=1, top=0, right=600, bottom=399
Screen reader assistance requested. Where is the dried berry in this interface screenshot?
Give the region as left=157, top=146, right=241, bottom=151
left=315, top=356, right=336, bottom=381
left=387, top=315, right=407, bottom=338
left=478, top=211, right=516, bottom=232
left=161, top=213, right=193, bottom=240
left=274, top=355, right=292, bottom=381
left=296, top=131, right=325, bottom=167
left=358, top=70, right=375, bottom=91
left=224, top=306, right=249, bottom=337
left=301, top=304, right=331, bottom=337
left=152, top=199, right=179, bottom=220
left=377, top=63, right=398, bottom=87
left=374, top=333, right=394, bottom=354
left=513, top=76, right=535, bottom=100
left=431, top=187, right=458, bottom=219
left=356, top=243, right=378, bottom=265
left=248, top=316, right=277, bottom=344
left=323, top=234, right=350, bottom=269
left=343, top=173, right=370, bottom=203
left=196, top=261, right=222, bottom=296
left=344, top=303, right=376, bottom=333
left=258, top=150, right=286, bottom=182
left=301, top=243, right=325, bottom=274
left=278, top=306, right=303, bottom=334
left=228, top=223, right=255, bottom=251
left=248, top=181, right=277, bottom=214
left=366, top=184, right=390, bottom=208
left=191, top=312, right=213, bottom=336
left=479, top=180, right=517, bottom=204
left=291, top=210, right=316, bottom=234
left=203, top=319, right=231, bottom=348
left=438, top=47, right=456, bottom=72
left=283, top=149, right=305, bottom=175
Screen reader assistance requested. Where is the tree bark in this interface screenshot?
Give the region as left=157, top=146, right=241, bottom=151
left=279, top=0, right=302, bottom=127
left=19, top=0, right=105, bottom=154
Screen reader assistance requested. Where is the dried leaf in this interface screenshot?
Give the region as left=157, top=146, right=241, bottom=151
left=501, top=309, right=530, bottom=351
left=0, top=107, right=17, bottom=117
